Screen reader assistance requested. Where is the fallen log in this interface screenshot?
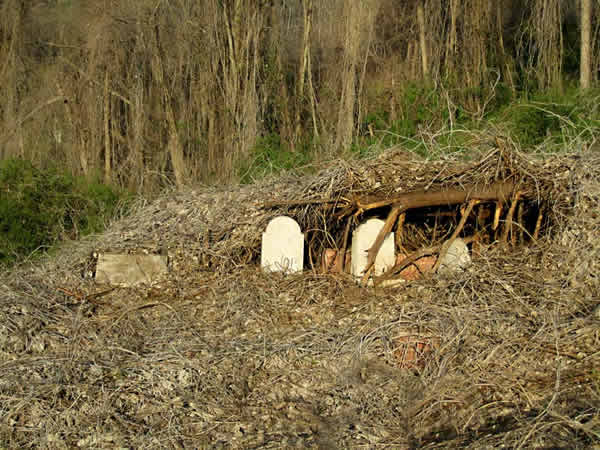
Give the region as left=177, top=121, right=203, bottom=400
left=354, top=181, right=517, bottom=213
left=264, top=181, right=518, bottom=214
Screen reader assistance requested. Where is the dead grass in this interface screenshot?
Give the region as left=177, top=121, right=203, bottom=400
left=1, top=143, right=599, bottom=448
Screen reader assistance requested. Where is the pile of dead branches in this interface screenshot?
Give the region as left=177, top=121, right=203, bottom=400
left=0, top=139, right=598, bottom=448
left=264, top=139, right=575, bottom=286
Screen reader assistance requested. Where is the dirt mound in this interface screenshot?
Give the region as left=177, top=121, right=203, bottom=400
left=1, top=143, right=599, bottom=448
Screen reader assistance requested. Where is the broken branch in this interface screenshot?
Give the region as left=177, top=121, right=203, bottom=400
left=433, top=199, right=478, bottom=273
left=375, top=235, right=478, bottom=286
left=533, top=205, right=544, bottom=241
left=335, top=218, right=352, bottom=273
left=395, top=212, right=407, bottom=255
left=500, top=191, right=521, bottom=245
left=374, top=245, right=441, bottom=286
left=493, top=201, right=502, bottom=231
left=263, top=197, right=341, bottom=208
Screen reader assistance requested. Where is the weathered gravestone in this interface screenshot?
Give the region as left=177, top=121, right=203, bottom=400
left=351, top=218, right=395, bottom=284
left=438, top=238, right=471, bottom=274
left=261, top=216, right=304, bottom=273
left=95, top=253, right=169, bottom=287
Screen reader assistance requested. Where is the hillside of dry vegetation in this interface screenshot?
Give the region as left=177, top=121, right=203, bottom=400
left=1, top=0, right=599, bottom=445
left=1, top=146, right=599, bottom=448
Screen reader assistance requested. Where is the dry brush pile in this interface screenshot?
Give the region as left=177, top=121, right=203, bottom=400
left=1, top=141, right=599, bottom=448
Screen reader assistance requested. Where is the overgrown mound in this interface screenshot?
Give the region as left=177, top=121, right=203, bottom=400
left=1, top=141, right=599, bottom=448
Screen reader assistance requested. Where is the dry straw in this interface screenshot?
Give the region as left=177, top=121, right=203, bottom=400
left=1, top=138, right=599, bottom=447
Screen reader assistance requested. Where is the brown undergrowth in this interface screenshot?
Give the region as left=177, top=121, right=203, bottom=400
left=1, top=140, right=599, bottom=448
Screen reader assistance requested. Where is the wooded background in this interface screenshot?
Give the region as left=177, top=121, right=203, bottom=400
left=0, top=0, right=598, bottom=193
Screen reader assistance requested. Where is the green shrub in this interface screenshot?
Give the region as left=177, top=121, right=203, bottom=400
left=237, top=134, right=314, bottom=183
left=356, top=82, right=466, bottom=156
left=0, top=159, right=128, bottom=265
left=491, top=86, right=600, bottom=149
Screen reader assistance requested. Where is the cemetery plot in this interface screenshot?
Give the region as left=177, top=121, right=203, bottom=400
left=2, top=145, right=597, bottom=448
left=264, top=147, right=560, bottom=286
left=84, top=145, right=570, bottom=289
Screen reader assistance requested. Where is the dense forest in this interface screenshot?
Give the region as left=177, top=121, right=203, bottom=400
left=0, top=0, right=599, bottom=193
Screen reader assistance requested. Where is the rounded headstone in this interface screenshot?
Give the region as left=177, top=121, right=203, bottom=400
left=261, top=216, right=304, bottom=273
left=351, top=218, right=395, bottom=283
left=265, top=216, right=301, bottom=235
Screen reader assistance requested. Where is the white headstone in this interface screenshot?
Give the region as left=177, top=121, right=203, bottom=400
left=351, top=218, right=395, bottom=283
left=438, top=238, right=471, bottom=274
left=261, top=216, right=304, bottom=273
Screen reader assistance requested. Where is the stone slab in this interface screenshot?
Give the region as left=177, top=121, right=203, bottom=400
left=95, top=253, right=169, bottom=286
left=261, top=216, right=304, bottom=273
left=438, top=238, right=471, bottom=274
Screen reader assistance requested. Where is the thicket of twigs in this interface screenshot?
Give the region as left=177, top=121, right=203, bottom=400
left=1, top=143, right=599, bottom=448
left=2, top=0, right=598, bottom=192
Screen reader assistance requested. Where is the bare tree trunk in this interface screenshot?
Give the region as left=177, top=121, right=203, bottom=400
left=0, top=0, right=27, bottom=160
left=103, top=71, right=111, bottom=184
left=306, top=47, right=320, bottom=140
left=165, top=99, right=186, bottom=188
left=213, top=0, right=263, bottom=175
left=581, top=0, right=592, bottom=89
left=207, top=106, right=217, bottom=176
left=529, top=0, right=563, bottom=88
left=334, top=1, right=360, bottom=152
left=55, top=80, right=89, bottom=176
left=335, top=59, right=357, bottom=152
left=129, top=77, right=145, bottom=191
left=333, top=0, right=379, bottom=152
left=268, top=2, right=293, bottom=143
left=295, top=0, right=312, bottom=141
left=356, top=16, right=376, bottom=137
left=152, top=36, right=186, bottom=188
left=407, top=41, right=417, bottom=80
left=417, top=1, right=429, bottom=78
left=446, top=0, right=458, bottom=75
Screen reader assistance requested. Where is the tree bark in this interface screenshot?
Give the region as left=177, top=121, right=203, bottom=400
left=265, top=181, right=517, bottom=211
left=103, top=70, right=111, bottom=185
left=355, top=181, right=516, bottom=212
left=446, top=0, right=458, bottom=75
left=335, top=0, right=360, bottom=152
left=580, top=0, right=592, bottom=89
left=295, top=0, right=312, bottom=140
left=417, top=1, right=429, bottom=78
left=152, top=31, right=186, bottom=188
